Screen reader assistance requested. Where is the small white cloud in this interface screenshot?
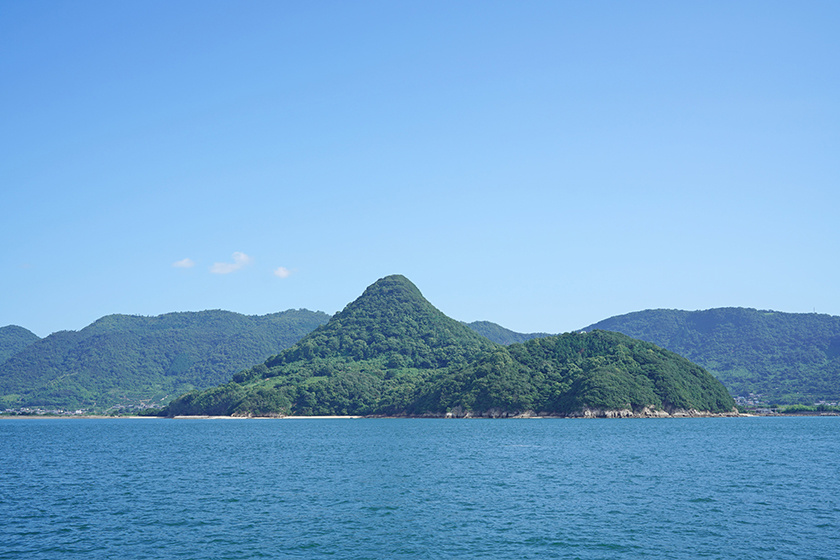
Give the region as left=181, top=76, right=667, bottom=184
left=172, top=258, right=196, bottom=269
left=274, top=266, right=292, bottom=279
left=210, top=252, right=253, bottom=274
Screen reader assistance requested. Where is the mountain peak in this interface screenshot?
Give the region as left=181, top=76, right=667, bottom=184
left=361, top=274, right=419, bottom=294
left=334, top=274, right=431, bottom=321
left=0, top=325, right=41, bottom=363
left=264, top=275, right=497, bottom=370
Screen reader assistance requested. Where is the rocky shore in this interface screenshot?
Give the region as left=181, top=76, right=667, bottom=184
left=429, top=406, right=742, bottom=419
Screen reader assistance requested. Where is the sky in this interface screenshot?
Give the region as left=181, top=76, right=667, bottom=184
left=2, top=1, right=838, bottom=338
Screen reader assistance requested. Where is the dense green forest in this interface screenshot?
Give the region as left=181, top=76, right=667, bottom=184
left=0, top=325, right=40, bottom=363
left=164, top=276, right=734, bottom=417
left=583, top=308, right=840, bottom=404
left=0, top=309, right=329, bottom=411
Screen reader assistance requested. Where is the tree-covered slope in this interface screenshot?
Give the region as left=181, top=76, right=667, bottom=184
left=465, top=321, right=551, bottom=345
left=0, top=325, right=40, bottom=363
left=0, top=309, right=329, bottom=411
left=582, top=308, right=840, bottom=403
left=415, top=331, right=734, bottom=416
left=165, top=276, right=734, bottom=417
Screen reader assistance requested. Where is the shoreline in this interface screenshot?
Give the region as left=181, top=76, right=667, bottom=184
left=3, top=411, right=837, bottom=420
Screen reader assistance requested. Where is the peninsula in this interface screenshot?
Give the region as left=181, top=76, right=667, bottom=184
left=163, top=275, right=736, bottom=418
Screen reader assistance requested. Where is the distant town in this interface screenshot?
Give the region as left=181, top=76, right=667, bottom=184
left=2, top=403, right=161, bottom=416
left=5, top=397, right=839, bottom=417
left=734, top=394, right=839, bottom=415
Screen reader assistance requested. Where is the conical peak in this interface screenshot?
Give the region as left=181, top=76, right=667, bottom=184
left=359, top=274, right=423, bottom=299
left=335, top=275, right=432, bottom=321
left=269, top=274, right=497, bottom=369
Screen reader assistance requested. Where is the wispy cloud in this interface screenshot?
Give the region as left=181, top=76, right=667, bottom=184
left=210, top=252, right=253, bottom=274
left=274, top=266, right=292, bottom=279
left=172, top=258, right=196, bottom=268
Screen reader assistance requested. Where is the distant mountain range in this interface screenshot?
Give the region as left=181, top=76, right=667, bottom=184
left=3, top=285, right=838, bottom=412
left=163, top=275, right=733, bottom=417
left=0, top=310, right=329, bottom=411
left=583, top=308, right=840, bottom=403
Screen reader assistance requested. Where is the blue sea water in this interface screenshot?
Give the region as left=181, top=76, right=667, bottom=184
left=1, top=417, right=838, bottom=560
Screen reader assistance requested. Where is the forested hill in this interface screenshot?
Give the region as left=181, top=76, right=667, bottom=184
left=164, top=275, right=734, bottom=417
left=465, top=321, right=551, bottom=345
left=0, top=325, right=40, bottom=363
left=583, top=308, right=840, bottom=403
left=0, top=309, right=329, bottom=412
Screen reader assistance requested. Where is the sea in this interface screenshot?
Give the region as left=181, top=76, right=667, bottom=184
left=1, top=417, right=838, bottom=560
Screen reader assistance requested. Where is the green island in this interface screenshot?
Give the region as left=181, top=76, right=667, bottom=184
left=162, top=275, right=735, bottom=418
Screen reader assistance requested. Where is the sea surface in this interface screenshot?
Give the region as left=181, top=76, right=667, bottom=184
left=1, top=417, right=838, bottom=559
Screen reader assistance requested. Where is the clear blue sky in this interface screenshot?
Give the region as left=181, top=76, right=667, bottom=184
left=2, top=1, right=838, bottom=338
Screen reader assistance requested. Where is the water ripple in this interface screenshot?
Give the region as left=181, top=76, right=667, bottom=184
left=0, top=417, right=838, bottom=559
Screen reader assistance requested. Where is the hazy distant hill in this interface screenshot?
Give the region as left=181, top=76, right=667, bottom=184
left=582, top=308, right=840, bottom=403
left=165, top=275, right=733, bottom=417
left=465, top=321, right=551, bottom=345
left=0, top=309, right=329, bottom=411
left=0, top=325, right=40, bottom=363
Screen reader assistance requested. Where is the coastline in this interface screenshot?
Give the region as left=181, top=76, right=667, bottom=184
left=3, top=410, right=837, bottom=420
